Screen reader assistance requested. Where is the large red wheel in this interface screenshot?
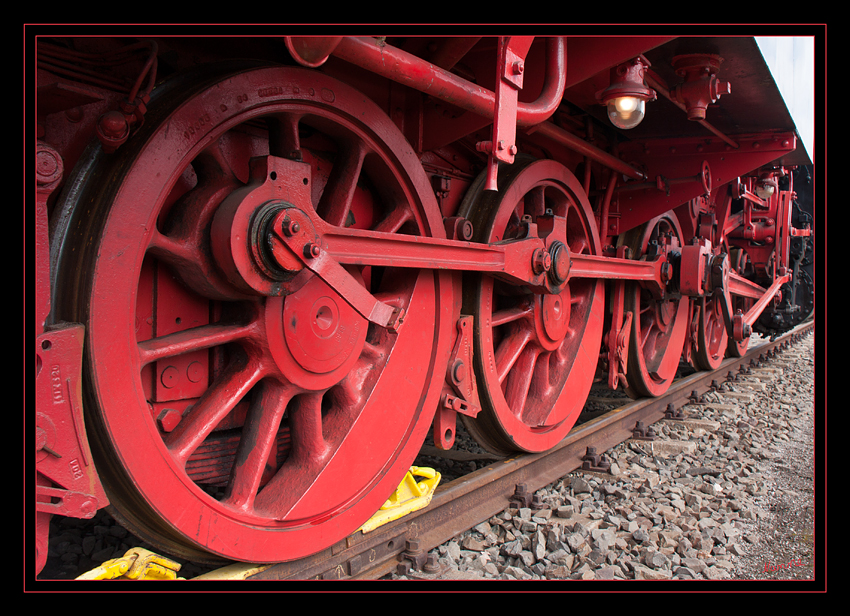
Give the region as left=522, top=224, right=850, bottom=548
left=692, top=293, right=727, bottom=370
left=620, top=212, right=690, bottom=398
left=457, top=158, right=605, bottom=455
left=50, top=66, right=453, bottom=564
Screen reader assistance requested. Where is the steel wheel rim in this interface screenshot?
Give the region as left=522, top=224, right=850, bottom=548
left=52, top=66, right=452, bottom=563
left=622, top=212, right=690, bottom=398
left=459, top=159, right=604, bottom=454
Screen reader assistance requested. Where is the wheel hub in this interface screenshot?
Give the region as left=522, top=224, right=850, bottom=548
left=538, top=291, right=571, bottom=348
left=211, top=156, right=314, bottom=297
left=281, top=275, right=367, bottom=378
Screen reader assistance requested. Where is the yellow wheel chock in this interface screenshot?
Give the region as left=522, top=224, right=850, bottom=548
left=359, top=466, right=441, bottom=533
left=75, top=468, right=440, bottom=579
left=76, top=547, right=183, bottom=580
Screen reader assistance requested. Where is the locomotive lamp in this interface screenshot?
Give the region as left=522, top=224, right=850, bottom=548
left=597, top=55, right=657, bottom=129
left=755, top=177, right=778, bottom=202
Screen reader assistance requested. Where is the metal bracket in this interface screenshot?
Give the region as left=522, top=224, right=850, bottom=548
left=509, top=483, right=543, bottom=509
left=433, top=315, right=481, bottom=449
left=631, top=421, right=657, bottom=441
left=446, top=316, right=480, bottom=411
left=581, top=447, right=611, bottom=472
left=36, top=325, right=109, bottom=516
left=606, top=246, right=632, bottom=390
left=477, top=36, right=535, bottom=191
left=664, top=403, right=685, bottom=420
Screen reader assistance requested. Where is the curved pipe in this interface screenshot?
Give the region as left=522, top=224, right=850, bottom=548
left=328, top=36, right=567, bottom=127
left=287, top=36, right=646, bottom=182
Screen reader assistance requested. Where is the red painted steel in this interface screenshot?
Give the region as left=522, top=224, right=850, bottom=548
left=33, top=33, right=815, bottom=574
left=619, top=212, right=690, bottom=398
left=45, top=65, right=457, bottom=564
left=457, top=158, right=605, bottom=454
left=35, top=140, right=108, bottom=575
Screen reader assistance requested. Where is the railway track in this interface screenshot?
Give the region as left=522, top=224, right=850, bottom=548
left=182, top=320, right=814, bottom=581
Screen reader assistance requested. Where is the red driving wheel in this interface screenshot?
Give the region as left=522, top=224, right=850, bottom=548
left=620, top=212, right=690, bottom=398
left=692, top=293, right=727, bottom=370
left=51, top=66, right=453, bottom=564
left=458, top=158, right=605, bottom=455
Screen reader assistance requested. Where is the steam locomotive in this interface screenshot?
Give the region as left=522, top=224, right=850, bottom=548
left=33, top=32, right=817, bottom=574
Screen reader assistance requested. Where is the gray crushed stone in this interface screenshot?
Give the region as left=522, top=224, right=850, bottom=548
left=391, top=330, right=817, bottom=581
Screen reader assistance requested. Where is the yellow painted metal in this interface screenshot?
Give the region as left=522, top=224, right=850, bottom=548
left=76, top=547, right=183, bottom=580
left=358, top=466, right=441, bottom=533
left=75, top=468, right=441, bottom=579
left=191, top=563, right=274, bottom=580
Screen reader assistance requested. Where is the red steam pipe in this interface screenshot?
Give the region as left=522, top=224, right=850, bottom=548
left=286, top=36, right=646, bottom=182
left=328, top=36, right=567, bottom=127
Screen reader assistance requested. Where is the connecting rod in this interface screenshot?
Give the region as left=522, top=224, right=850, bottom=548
left=218, top=156, right=784, bottom=339
left=265, top=206, right=669, bottom=331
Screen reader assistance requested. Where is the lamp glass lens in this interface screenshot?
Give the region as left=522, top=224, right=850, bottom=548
left=607, top=97, right=645, bottom=129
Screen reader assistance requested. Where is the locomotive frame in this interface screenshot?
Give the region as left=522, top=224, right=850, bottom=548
left=30, top=27, right=822, bottom=578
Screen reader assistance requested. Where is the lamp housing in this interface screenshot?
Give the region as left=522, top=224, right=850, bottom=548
left=597, top=55, right=657, bottom=129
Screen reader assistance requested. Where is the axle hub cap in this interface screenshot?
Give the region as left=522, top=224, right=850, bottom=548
left=283, top=276, right=366, bottom=375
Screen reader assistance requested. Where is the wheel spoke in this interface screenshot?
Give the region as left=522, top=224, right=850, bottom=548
left=708, top=311, right=724, bottom=349
left=148, top=229, right=196, bottom=267
left=569, top=236, right=588, bottom=255
left=525, top=186, right=546, bottom=218
left=138, top=321, right=256, bottom=367
left=491, top=301, right=534, bottom=327
left=373, top=205, right=413, bottom=234
left=266, top=112, right=303, bottom=160
left=200, top=137, right=240, bottom=181
left=640, top=314, right=662, bottom=359
left=252, top=392, right=332, bottom=519
left=221, top=380, right=295, bottom=512
left=505, top=346, right=540, bottom=416
left=316, top=138, right=369, bottom=227
left=495, top=327, right=533, bottom=384
left=522, top=352, right=561, bottom=426
left=288, top=392, right=331, bottom=464
left=165, top=356, right=266, bottom=466
left=147, top=157, right=243, bottom=300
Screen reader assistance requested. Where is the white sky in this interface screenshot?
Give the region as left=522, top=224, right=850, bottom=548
left=755, top=36, right=815, bottom=164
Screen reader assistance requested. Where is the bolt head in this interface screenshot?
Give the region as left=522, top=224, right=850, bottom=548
left=157, top=408, right=182, bottom=432
left=532, top=248, right=551, bottom=274
left=661, top=262, right=672, bottom=282
left=452, top=360, right=466, bottom=383
left=282, top=217, right=300, bottom=236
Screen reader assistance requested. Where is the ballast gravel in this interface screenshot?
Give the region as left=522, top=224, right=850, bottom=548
left=394, top=329, right=818, bottom=582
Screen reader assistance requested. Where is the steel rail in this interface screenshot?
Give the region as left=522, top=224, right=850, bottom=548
left=198, top=321, right=813, bottom=581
